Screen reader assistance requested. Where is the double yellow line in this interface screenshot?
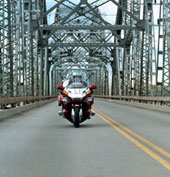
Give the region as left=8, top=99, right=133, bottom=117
left=93, top=108, right=170, bottom=170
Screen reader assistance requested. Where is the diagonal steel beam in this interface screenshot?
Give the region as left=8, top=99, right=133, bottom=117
left=60, top=1, right=82, bottom=24
left=110, top=0, right=143, bottom=23
left=38, top=0, right=66, bottom=20
left=85, top=1, right=110, bottom=25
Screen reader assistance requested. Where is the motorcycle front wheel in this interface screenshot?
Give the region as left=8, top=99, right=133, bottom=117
left=74, top=107, right=80, bottom=128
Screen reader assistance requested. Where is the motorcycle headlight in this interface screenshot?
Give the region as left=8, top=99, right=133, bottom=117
left=86, top=90, right=91, bottom=95
left=87, top=97, right=93, bottom=102
left=63, top=90, right=68, bottom=96
left=62, top=97, right=67, bottom=102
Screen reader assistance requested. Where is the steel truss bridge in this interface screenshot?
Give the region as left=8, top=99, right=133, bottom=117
left=1, top=1, right=170, bottom=175
left=0, top=0, right=170, bottom=100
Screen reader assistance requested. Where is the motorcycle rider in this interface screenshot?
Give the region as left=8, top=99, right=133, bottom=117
left=57, top=70, right=96, bottom=127
left=66, top=71, right=88, bottom=88
left=58, top=71, right=85, bottom=106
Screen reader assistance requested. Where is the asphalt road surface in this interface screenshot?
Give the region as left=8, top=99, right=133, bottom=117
left=0, top=99, right=169, bottom=177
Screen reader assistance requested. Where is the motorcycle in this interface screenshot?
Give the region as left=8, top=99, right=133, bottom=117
left=57, top=83, right=96, bottom=128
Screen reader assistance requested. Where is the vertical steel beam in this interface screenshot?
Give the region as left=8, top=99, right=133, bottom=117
left=7, top=0, right=14, bottom=97
left=139, top=0, right=155, bottom=96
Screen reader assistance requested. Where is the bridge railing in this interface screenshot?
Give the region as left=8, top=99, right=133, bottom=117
left=94, top=95, right=170, bottom=106
left=0, top=96, right=57, bottom=109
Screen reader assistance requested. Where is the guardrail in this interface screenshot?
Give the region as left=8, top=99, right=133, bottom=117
left=94, top=95, right=170, bottom=106
left=0, top=96, right=57, bottom=109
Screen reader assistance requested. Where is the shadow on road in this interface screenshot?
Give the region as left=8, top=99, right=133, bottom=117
left=55, top=123, right=109, bottom=129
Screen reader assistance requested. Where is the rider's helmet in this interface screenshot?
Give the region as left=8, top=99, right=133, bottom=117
left=72, top=71, right=82, bottom=83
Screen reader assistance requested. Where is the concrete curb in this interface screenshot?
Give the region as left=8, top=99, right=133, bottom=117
left=0, top=98, right=57, bottom=120
left=95, top=98, right=170, bottom=114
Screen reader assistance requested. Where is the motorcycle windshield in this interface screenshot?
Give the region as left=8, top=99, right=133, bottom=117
left=68, top=82, right=87, bottom=88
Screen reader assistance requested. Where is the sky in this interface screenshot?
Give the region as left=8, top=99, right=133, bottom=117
left=46, top=0, right=160, bottom=28
left=46, top=0, right=117, bottom=25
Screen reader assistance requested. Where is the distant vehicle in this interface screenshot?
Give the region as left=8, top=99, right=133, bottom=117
left=57, top=71, right=96, bottom=128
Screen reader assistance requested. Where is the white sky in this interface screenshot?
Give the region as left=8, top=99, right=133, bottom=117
left=46, top=0, right=117, bottom=25
left=46, top=0, right=161, bottom=27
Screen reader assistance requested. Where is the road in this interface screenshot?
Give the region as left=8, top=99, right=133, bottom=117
left=0, top=99, right=169, bottom=177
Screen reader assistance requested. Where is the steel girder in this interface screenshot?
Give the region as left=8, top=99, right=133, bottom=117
left=111, top=0, right=142, bottom=96
left=37, top=0, right=144, bottom=94
left=0, top=0, right=50, bottom=98
left=45, top=0, right=115, bottom=91
left=0, top=0, right=26, bottom=97
left=45, top=0, right=170, bottom=96
left=20, top=0, right=47, bottom=96
left=0, top=0, right=16, bottom=97
left=37, top=24, right=143, bottom=31
left=1, top=0, right=170, bottom=97
left=139, top=0, right=155, bottom=96
left=156, top=0, right=170, bottom=96
left=112, top=0, right=169, bottom=96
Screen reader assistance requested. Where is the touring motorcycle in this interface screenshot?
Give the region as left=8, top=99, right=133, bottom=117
left=57, top=72, right=96, bottom=127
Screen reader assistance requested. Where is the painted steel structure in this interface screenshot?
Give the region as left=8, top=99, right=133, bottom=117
left=0, top=0, right=170, bottom=98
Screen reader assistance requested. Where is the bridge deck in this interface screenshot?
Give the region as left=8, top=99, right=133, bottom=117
left=0, top=100, right=169, bottom=177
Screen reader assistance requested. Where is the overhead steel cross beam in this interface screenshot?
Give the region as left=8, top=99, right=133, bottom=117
left=37, top=24, right=143, bottom=31
left=49, top=42, right=121, bottom=48
left=40, top=0, right=142, bottom=41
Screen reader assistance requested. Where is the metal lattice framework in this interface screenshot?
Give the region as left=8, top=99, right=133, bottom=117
left=0, top=0, right=170, bottom=98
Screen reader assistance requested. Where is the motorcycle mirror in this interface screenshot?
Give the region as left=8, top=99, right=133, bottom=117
left=57, top=84, right=64, bottom=90
left=89, top=84, right=97, bottom=90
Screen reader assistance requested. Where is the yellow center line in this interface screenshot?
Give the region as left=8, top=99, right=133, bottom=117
left=93, top=108, right=170, bottom=170
left=93, top=108, right=170, bottom=159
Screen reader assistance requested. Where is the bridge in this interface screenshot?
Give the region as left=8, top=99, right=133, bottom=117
left=0, top=0, right=170, bottom=176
